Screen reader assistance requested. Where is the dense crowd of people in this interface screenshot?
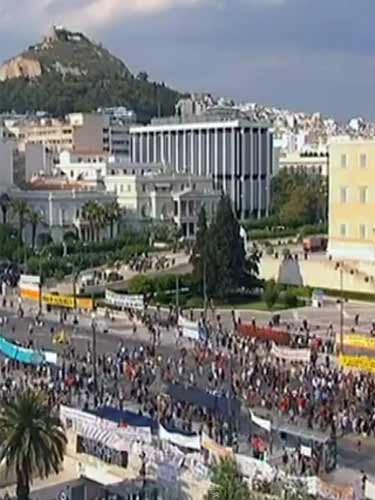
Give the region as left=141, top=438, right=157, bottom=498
left=0, top=302, right=375, bottom=479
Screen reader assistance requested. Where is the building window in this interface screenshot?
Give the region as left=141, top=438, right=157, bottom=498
left=359, top=224, right=367, bottom=239
left=188, top=200, right=194, bottom=216
left=340, top=154, right=347, bottom=168
left=142, top=184, right=146, bottom=193
left=360, top=153, right=367, bottom=168
left=174, top=201, right=178, bottom=216
left=359, top=186, right=368, bottom=204
left=120, top=185, right=124, bottom=193
left=340, top=186, right=348, bottom=204
left=189, top=223, right=195, bottom=236
left=127, top=185, right=131, bottom=192
left=181, top=201, right=187, bottom=217
left=340, top=224, right=347, bottom=238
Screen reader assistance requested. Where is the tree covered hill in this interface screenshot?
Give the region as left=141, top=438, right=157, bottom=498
left=0, top=26, right=182, bottom=122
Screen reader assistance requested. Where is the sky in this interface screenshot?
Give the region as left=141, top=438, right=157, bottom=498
left=0, top=0, right=374, bottom=120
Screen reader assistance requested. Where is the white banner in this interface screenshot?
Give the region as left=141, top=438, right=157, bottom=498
left=44, top=351, right=58, bottom=365
left=19, top=274, right=40, bottom=286
left=60, top=405, right=99, bottom=429
left=117, top=424, right=152, bottom=444
left=250, top=410, right=271, bottom=432
left=105, top=290, right=144, bottom=310
left=300, top=445, right=312, bottom=458
left=159, top=425, right=201, bottom=450
left=365, top=480, right=375, bottom=500
left=235, top=454, right=275, bottom=482
left=182, top=327, right=200, bottom=341
left=178, top=315, right=198, bottom=330
left=271, top=344, right=311, bottom=363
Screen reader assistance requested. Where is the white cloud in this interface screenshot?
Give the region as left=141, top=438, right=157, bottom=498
left=0, top=0, right=208, bottom=33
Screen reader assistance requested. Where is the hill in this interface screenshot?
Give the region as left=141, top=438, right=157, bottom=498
left=0, top=26, right=182, bottom=122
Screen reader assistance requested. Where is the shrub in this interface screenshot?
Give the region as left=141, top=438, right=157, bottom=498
left=283, top=289, right=298, bottom=308
left=263, top=280, right=279, bottom=309
left=127, top=275, right=155, bottom=295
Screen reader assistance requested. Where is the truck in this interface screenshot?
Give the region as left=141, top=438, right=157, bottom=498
left=302, top=236, right=328, bottom=253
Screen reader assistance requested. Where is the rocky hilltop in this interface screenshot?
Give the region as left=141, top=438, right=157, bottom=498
left=0, top=26, right=181, bottom=121
left=0, top=56, right=42, bottom=81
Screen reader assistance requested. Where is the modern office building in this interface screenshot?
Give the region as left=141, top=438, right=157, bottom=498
left=328, top=138, right=375, bottom=261
left=130, top=117, right=273, bottom=218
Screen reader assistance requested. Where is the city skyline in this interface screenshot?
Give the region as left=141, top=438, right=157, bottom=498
left=0, top=0, right=374, bottom=120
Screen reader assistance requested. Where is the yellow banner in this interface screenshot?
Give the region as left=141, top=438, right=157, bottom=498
left=20, top=287, right=93, bottom=310
left=201, top=433, right=233, bottom=459
left=337, top=334, right=375, bottom=350
left=339, top=354, right=375, bottom=373
left=43, top=293, right=93, bottom=310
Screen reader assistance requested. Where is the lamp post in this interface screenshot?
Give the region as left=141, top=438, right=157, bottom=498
left=203, top=257, right=208, bottom=317
left=91, top=310, right=97, bottom=397
left=38, top=247, right=50, bottom=316
left=339, top=264, right=344, bottom=355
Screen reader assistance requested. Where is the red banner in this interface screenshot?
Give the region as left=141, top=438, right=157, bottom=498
left=236, top=323, right=290, bottom=345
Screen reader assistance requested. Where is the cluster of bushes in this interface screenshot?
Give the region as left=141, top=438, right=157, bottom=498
left=247, top=222, right=327, bottom=242
left=0, top=225, right=23, bottom=262
left=24, top=230, right=152, bottom=280
left=262, top=280, right=302, bottom=309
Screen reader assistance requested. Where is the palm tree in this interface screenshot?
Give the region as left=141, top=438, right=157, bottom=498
left=27, top=209, right=45, bottom=250
left=11, top=199, right=30, bottom=244
left=0, top=390, right=67, bottom=500
left=104, top=201, right=122, bottom=239
left=205, top=457, right=250, bottom=500
left=82, top=201, right=101, bottom=242
left=0, top=193, right=10, bottom=225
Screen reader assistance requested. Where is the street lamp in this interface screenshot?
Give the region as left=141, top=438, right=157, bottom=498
left=91, top=311, right=97, bottom=397
left=335, top=262, right=344, bottom=354
left=38, top=246, right=50, bottom=316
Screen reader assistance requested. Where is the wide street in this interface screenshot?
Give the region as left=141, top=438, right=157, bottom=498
left=0, top=299, right=375, bottom=480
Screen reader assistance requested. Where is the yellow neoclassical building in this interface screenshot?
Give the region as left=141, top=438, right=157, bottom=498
left=328, top=138, right=375, bottom=261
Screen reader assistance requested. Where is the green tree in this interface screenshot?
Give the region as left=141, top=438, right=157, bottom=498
left=263, top=279, right=280, bottom=310
left=27, top=209, right=45, bottom=250
left=205, top=457, right=250, bottom=500
left=82, top=201, right=101, bottom=242
left=11, top=199, right=30, bottom=244
left=190, top=206, right=208, bottom=283
left=0, top=390, right=67, bottom=500
left=271, top=170, right=327, bottom=227
left=104, top=201, right=122, bottom=240
left=0, top=193, right=10, bottom=225
left=192, top=195, right=259, bottom=298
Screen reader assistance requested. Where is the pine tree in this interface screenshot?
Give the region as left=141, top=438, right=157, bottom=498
left=192, top=195, right=259, bottom=299
left=191, top=206, right=208, bottom=283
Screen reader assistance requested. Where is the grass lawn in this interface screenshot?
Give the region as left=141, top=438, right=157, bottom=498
left=153, top=292, right=304, bottom=312
left=216, top=300, right=303, bottom=311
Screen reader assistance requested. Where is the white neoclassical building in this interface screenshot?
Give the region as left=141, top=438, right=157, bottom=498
left=10, top=180, right=116, bottom=244
left=105, top=169, right=220, bottom=239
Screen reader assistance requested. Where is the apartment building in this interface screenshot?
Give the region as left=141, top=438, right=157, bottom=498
left=9, top=112, right=133, bottom=158
left=130, top=117, right=273, bottom=219
left=278, top=151, right=329, bottom=176
left=328, top=138, right=375, bottom=261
